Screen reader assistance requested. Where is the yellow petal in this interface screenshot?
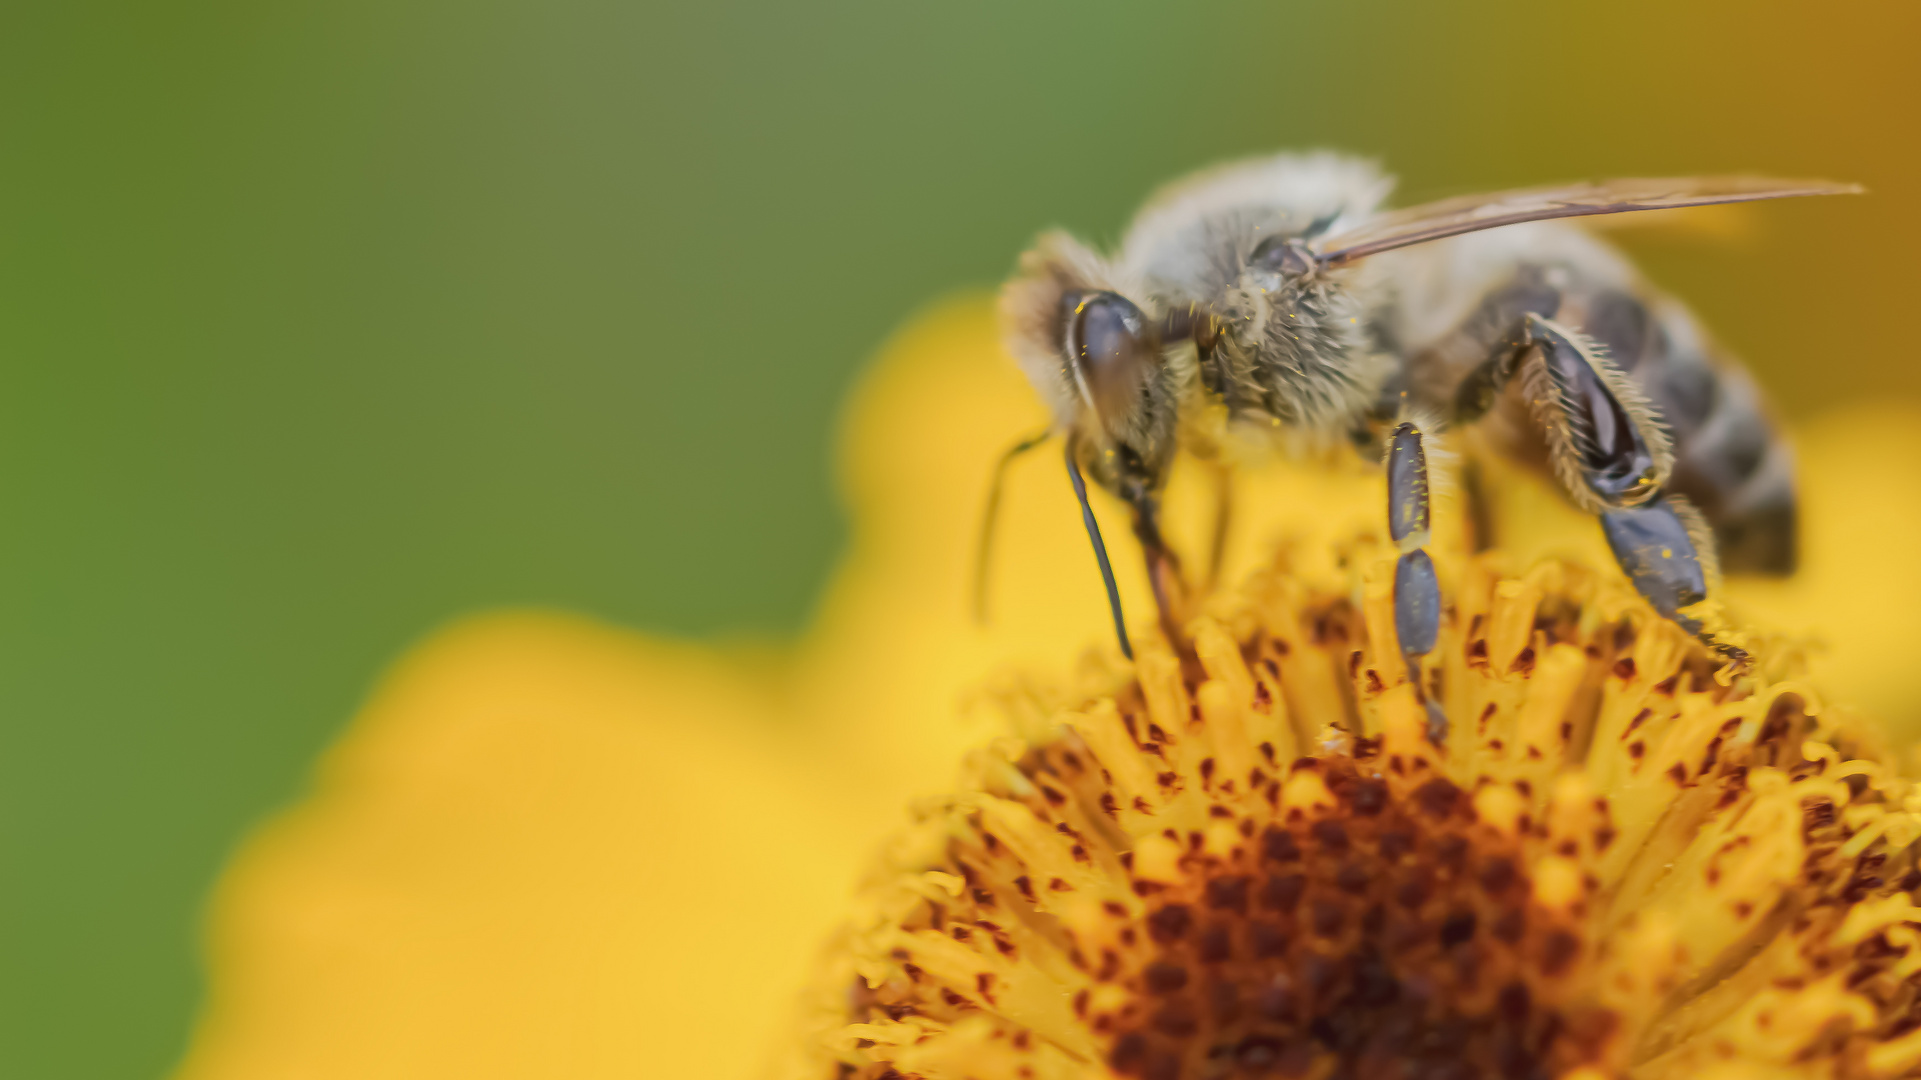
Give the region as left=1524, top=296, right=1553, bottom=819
left=176, top=614, right=869, bottom=1079
left=1725, top=405, right=1921, bottom=736
left=174, top=296, right=1113, bottom=1080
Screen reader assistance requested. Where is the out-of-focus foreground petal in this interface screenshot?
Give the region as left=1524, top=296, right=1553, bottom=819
left=173, top=616, right=867, bottom=1079
left=174, top=296, right=1130, bottom=1080
left=1728, top=405, right=1921, bottom=737
left=173, top=296, right=1921, bottom=1079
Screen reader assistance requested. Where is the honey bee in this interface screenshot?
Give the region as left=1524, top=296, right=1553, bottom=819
left=988, top=152, right=1855, bottom=708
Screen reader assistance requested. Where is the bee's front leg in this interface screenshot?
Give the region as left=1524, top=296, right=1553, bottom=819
left=1460, top=313, right=1745, bottom=666
left=1385, top=419, right=1449, bottom=743
left=1065, top=437, right=1192, bottom=660
left=1119, top=480, right=1191, bottom=655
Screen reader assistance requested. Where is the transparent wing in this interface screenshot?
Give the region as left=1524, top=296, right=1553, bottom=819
left=1317, top=176, right=1861, bottom=267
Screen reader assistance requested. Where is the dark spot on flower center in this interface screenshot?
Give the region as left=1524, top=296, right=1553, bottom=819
left=1150, top=904, right=1193, bottom=943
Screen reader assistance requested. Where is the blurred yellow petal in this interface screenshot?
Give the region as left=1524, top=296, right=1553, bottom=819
left=1727, top=405, right=1921, bottom=735
left=177, top=615, right=872, bottom=1079
left=175, top=295, right=1921, bottom=1079
left=175, top=296, right=1128, bottom=1080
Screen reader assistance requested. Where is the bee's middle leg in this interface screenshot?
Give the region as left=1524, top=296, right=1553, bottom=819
left=1385, top=419, right=1448, bottom=743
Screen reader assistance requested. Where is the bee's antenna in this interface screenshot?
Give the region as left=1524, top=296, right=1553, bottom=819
left=971, top=428, right=1053, bottom=625
left=1065, top=437, right=1133, bottom=660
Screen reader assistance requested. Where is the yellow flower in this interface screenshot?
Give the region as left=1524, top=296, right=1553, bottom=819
left=783, top=551, right=1921, bottom=1080
left=173, top=297, right=1921, bottom=1080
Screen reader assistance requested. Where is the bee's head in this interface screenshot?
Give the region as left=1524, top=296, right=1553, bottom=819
left=1000, top=232, right=1186, bottom=493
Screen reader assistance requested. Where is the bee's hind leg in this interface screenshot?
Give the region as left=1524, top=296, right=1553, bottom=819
left=1385, top=419, right=1449, bottom=744
left=1599, top=495, right=1722, bottom=641
left=1461, top=312, right=1748, bottom=667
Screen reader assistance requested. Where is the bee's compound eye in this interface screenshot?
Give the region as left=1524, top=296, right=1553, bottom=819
left=1249, top=235, right=1315, bottom=277
left=1073, top=293, right=1147, bottom=369
left=1067, top=292, right=1158, bottom=427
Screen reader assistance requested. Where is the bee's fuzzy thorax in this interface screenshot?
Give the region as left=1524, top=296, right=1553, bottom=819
left=1203, top=267, right=1396, bottom=445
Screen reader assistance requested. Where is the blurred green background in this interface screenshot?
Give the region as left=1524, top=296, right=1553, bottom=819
left=2, top=0, right=1917, bottom=1075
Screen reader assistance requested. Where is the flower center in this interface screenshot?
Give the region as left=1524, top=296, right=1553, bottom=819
left=1111, top=759, right=1593, bottom=1080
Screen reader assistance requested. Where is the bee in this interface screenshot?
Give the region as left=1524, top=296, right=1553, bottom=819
left=987, top=152, right=1855, bottom=706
